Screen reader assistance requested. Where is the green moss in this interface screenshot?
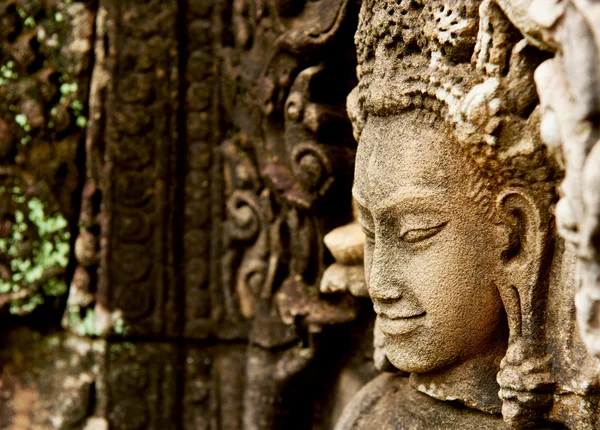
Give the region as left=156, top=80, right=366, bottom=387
left=113, top=315, right=126, bottom=335
left=109, top=344, right=122, bottom=358
left=0, top=3, right=90, bottom=316
left=65, top=305, right=105, bottom=337
left=123, top=342, right=136, bottom=351
left=57, top=81, right=88, bottom=130
left=14, top=113, right=31, bottom=136
left=11, top=293, right=43, bottom=315
left=0, top=184, right=71, bottom=315
left=68, top=307, right=100, bottom=337
left=59, top=81, right=78, bottom=99
left=71, top=98, right=83, bottom=111
left=23, top=16, right=36, bottom=28
left=0, top=61, right=17, bottom=86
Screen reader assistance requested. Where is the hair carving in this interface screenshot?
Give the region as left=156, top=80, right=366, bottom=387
left=348, top=0, right=560, bottom=213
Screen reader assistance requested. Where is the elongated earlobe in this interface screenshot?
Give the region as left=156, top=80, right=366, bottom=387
left=495, top=188, right=547, bottom=342
left=495, top=188, right=555, bottom=426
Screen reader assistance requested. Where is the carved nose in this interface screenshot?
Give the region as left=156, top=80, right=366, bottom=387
left=369, top=280, right=402, bottom=302
left=368, top=247, right=403, bottom=302
left=368, top=244, right=425, bottom=318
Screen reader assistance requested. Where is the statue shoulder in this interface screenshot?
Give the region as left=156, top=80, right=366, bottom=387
left=334, top=373, right=400, bottom=430
left=335, top=373, right=421, bottom=430
left=335, top=373, right=508, bottom=430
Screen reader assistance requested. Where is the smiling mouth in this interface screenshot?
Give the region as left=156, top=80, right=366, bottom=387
left=380, top=311, right=425, bottom=320
left=377, top=312, right=425, bottom=336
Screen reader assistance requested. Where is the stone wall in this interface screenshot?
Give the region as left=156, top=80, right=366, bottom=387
left=0, top=0, right=376, bottom=428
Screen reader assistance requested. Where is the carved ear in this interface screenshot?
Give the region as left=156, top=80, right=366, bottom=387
left=496, top=188, right=547, bottom=343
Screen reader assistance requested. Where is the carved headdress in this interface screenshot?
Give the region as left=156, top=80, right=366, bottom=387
left=347, top=0, right=558, bottom=208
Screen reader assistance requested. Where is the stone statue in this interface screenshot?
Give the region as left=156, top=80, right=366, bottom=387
left=336, top=0, right=600, bottom=428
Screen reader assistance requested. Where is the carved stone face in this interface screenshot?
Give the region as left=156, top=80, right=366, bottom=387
left=353, top=111, right=507, bottom=373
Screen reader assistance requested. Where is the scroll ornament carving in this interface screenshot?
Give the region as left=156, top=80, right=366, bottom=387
left=220, top=0, right=367, bottom=425
left=337, top=0, right=600, bottom=428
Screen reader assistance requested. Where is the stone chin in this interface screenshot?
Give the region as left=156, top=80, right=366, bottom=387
left=380, top=323, right=460, bottom=374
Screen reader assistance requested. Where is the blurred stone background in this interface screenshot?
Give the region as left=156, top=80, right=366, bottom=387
left=0, top=0, right=376, bottom=428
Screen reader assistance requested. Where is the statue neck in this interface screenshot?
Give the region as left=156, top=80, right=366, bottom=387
left=409, top=339, right=507, bottom=415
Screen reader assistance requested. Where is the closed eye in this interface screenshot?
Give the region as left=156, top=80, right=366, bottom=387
left=401, top=222, right=447, bottom=243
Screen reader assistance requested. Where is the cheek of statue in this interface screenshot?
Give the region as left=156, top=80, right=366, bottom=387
left=364, top=201, right=506, bottom=374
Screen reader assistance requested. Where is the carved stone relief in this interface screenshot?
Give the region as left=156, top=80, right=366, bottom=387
left=218, top=0, right=378, bottom=426
left=337, top=0, right=600, bottom=428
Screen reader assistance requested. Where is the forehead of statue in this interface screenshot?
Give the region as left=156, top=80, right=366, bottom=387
left=353, top=114, right=465, bottom=208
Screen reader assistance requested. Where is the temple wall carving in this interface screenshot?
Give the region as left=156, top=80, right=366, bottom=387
left=1, top=0, right=600, bottom=429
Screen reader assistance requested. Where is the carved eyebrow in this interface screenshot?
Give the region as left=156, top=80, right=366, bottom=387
left=369, top=187, right=442, bottom=214
left=353, top=185, right=445, bottom=219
